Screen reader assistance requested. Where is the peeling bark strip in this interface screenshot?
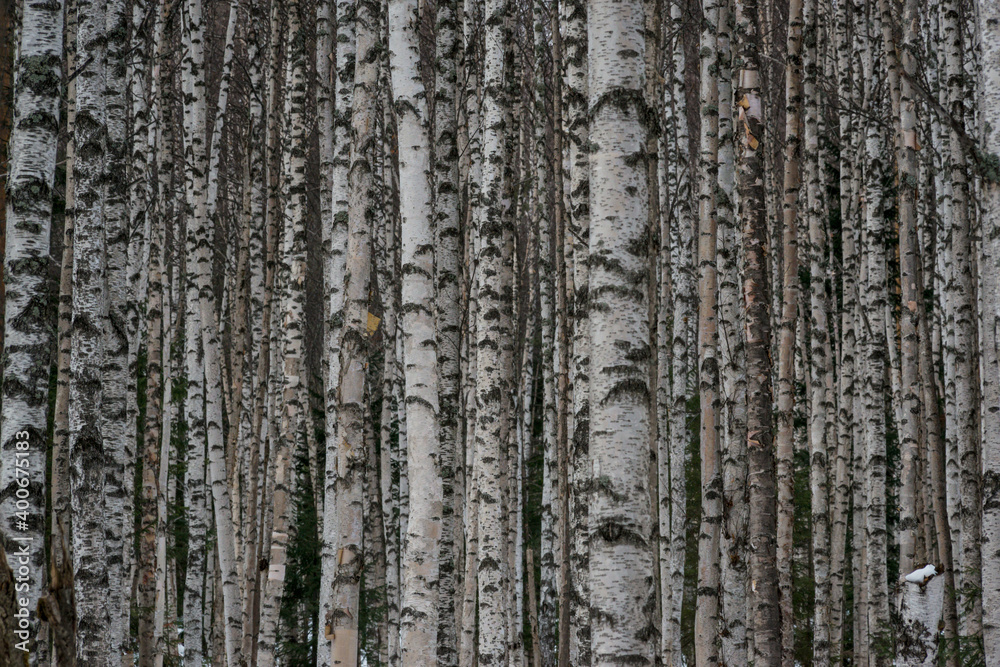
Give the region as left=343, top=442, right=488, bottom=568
left=1, top=0, right=62, bottom=654
left=586, top=0, right=655, bottom=663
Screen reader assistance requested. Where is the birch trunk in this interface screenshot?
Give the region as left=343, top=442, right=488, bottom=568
left=563, top=0, right=591, bottom=659
left=861, top=7, right=891, bottom=654
left=896, top=573, right=946, bottom=667
left=240, top=2, right=270, bottom=658
left=181, top=0, right=243, bottom=661
left=103, top=0, right=132, bottom=657
left=943, top=0, right=983, bottom=638
left=976, top=0, right=1000, bottom=658
left=458, top=5, right=483, bottom=663
left=663, top=6, right=693, bottom=663
left=802, top=0, right=831, bottom=660
left=388, top=0, right=445, bottom=658
left=0, top=0, right=62, bottom=652
left=43, top=7, right=77, bottom=661
left=586, top=0, right=656, bottom=663
left=475, top=0, right=512, bottom=660
left=155, top=222, right=175, bottom=667
left=829, top=2, right=855, bottom=659
left=715, top=3, right=748, bottom=661
left=69, top=0, right=113, bottom=658
left=137, top=51, right=166, bottom=661
left=180, top=0, right=210, bottom=655
left=257, top=0, right=314, bottom=662
left=695, top=0, right=722, bottom=662
left=319, top=0, right=355, bottom=652
left=734, top=0, right=780, bottom=662
left=776, top=0, right=802, bottom=663
left=325, top=0, right=376, bottom=661
left=434, top=0, right=462, bottom=659
left=537, top=0, right=559, bottom=649
left=377, top=52, right=403, bottom=667
left=896, top=0, right=922, bottom=584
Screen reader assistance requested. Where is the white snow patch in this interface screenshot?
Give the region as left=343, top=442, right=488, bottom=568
left=904, top=563, right=937, bottom=583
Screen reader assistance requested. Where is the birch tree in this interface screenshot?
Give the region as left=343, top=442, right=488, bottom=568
left=586, top=0, right=656, bottom=663
left=434, top=0, right=463, bottom=659
left=563, top=0, right=592, bottom=660
left=388, top=0, right=445, bottom=658
left=942, top=0, right=983, bottom=639
left=860, top=5, right=891, bottom=653
left=0, top=0, right=62, bottom=654
left=324, top=0, right=377, bottom=661
left=475, top=0, right=513, bottom=661
left=663, top=5, right=693, bottom=663
left=734, top=0, right=780, bottom=662
left=695, top=1, right=722, bottom=662
left=977, top=0, right=1000, bottom=660
left=70, top=0, right=111, bottom=659
left=776, top=0, right=803, bottom=663
left=319, top=0, right=355, bottom=650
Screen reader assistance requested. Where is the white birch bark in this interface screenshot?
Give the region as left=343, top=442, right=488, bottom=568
left=258, top=2, right=313, bottom=661
left=777, top=0, right=803, bottom=663
left=564, top=0, right=591, bottom=660
left=137, top=8, right=168, bottom=657
left=895, top=571, right=945, bottom=667
left=325, top=0, right=377, bottom=662
left=388, top=0, right=445, bottom=658
left=180, top=0, right=243, bottom=661
left=896, top=0, right=923, bottom=589
left=459, top=6, right=483, bottom=663
left=47, top=0, right=77, bottom=633
left=976, top=0, right=1000, bottom=660
left=715, top=3, right=748, bottom=661
left=319, top=0, right=355, bottom=653
left=586, top=0, right=656, bottom=663
left=102, top=0, right=131, bottom=658
left=0, top=0, right=62, bottom=652
left=435, top=0, right=462, bottom=662
left=860, top=8, right=891, bottom=653
left=180, top=0, right=210, bottom=656
left=942, top=0, right=983, bottom=639
left=803, top=0, right=831, bottom=660
left=536, top=0, right=559, bottom=650
left=831, top=1, right=855, bottom=658
left=156, top=230, right=175, bottom=667
left=377, top=113, right=402, bottom=667
left=663, top=6, right=693, bottom=663
left=70, top=0, right=111, bottom=659
left=695, top=0, right=722, bottom=662
left=474, top=0, right=512, bottom=660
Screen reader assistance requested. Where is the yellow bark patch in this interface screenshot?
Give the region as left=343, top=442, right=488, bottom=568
left=331, top=628, right=359, bottom=667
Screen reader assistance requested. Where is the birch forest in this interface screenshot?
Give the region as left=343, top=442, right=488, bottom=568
left=4, top=0, right=1000, bottom=663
